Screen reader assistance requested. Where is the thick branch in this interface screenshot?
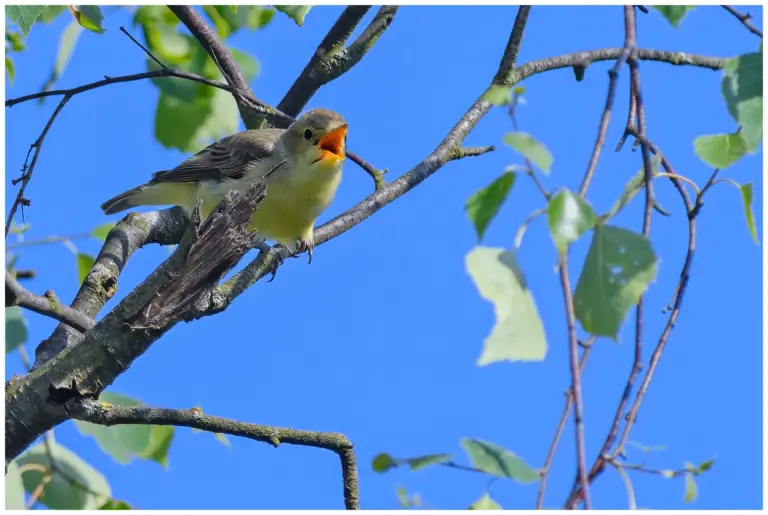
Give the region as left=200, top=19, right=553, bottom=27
left=5, top=271, right=94, bottom=333
left=31, top=208, right=188, bottom=370
left=70, top=399, right=359, bottom=509
left=278, top=6, right=398, bottom=117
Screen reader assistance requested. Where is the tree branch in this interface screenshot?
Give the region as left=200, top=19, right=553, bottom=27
left=70, top=399, right=360, bottom=509
left=168, top=6, right=262, bottom=129
left=278, top=6, right=399, bottom=118
left=5, top=95, right=70, bottom=237
left=5, top=271, right=94, bottom=333
left=722, top=5, right=763, bottom=39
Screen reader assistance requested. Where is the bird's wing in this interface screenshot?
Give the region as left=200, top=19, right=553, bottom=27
left=150, top=129, right=285, bottom=184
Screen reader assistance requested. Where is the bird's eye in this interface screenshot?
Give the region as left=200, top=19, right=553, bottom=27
left=303, top=128, right=313, bottom=141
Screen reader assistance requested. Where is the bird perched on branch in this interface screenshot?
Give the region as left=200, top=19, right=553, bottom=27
left=101, top=108, right=348, bottom=263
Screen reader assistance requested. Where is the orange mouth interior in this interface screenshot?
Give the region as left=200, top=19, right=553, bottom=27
left=318, top=124, right=348, bottom=160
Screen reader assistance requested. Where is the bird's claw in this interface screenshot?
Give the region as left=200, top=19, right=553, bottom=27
left=252, top=239, right=284, bottom=283
left=297, top=240, right=314, bottom=265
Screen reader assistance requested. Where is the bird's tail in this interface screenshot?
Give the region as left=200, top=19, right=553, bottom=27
left=101, top=185, right=148, bottom=215
left=101, top=182, right=197, bottom=215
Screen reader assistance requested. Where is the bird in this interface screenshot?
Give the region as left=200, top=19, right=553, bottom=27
left=101, top=108, right=348, bottom=264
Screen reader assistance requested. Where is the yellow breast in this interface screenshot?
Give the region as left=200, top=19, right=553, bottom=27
left=247, top=159, right=343, bottom=247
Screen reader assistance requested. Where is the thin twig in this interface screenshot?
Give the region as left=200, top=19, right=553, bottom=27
left=721, top=5, right=763, bottom=39
left=119, top=26, right=166, bottom=68
left=346, top=150, right=388, bottom=190
left=71, top=400, right=360, bottom=509
left=6, top=270, right=94, bottom=333
left=536, top=342, right=593, bottom=509
left=6, top=232, right=91, bottom=250
left=558, top=260, right=591, bottom=509
left=6, top=95, right=71, bottom=236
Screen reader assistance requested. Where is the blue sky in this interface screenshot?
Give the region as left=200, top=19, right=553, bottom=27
left=5, top=5, right=763, bottom=510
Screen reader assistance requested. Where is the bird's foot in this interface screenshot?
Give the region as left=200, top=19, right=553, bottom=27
left=252, top=239, right=285, bottom=283
left=296, top=239, right=314, bottom=265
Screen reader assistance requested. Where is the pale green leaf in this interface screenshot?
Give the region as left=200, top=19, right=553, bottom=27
left=372, top=452, right=396, bottom=473
left=40, top=21, right=83, bottom=95
left=74, top=392, right=174, bottom=467
left=465, top=172, right=516, bottom=242
left=17, top=442, right=111, bottom=509
left=698, top=459, right=715, bottom=472
left=483, top=85, right=511, bottom=106
left=504, top=132, right=553, bottom=174
left=460, top=438, right=539, bottom=483
left=694, top=132, right=747, bottom=169
left=73, top=5, right=105, bottom=34
left=6, top=30, right=26, bottom=52
left=722, top=53, right=763, bottom=151
left=660, top=469, right=675, bottom=478
left=6, top=5, right=45, bottom=37
left=6, top=306, right=28, bottom=354
left=653, top=6, right=695, bottom=27
left=573, top=225, right=659, bottom=339
left=470, top=492, right=502, bottom=510
left=92, top=222, right=116, bottom=242
left=396, top=485, right=422, bottom=509
left=466, top=247, right=548, bottom=364
left=77, top=253, right=95, bottom=285
left=5, top=460, right=26, bottom=510
left=683, top=462, right=698, bottom=503
left=547, top=189, right=597, bottom=253
left=407, top=453, right=451, bottom=471
left=275, top=5, right=311, bottom=26
left=203, top=5, right=232, bottom=39
left=602, top=155, right=661, bottom=221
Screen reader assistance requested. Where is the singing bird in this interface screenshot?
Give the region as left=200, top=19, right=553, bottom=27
left=101, top=108, right=348, bottom=263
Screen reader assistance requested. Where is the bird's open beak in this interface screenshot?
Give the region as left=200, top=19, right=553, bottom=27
left=317, top=124, right=348, bottom=161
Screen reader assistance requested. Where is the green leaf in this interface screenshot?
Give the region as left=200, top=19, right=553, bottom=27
left=547, top=189, right=597, bottom=254
left=230, top=48, right=259, bottom=81
left=74, top=392, right=174, bottom=467
left=275, top=5, right=311, bottom=26
left=155, top=92, right=214, bottom=152
left=470, top=492, right=502, bottom=510
left=203, top=5, right=233, bottom=39
left=17, top=442, right=111, bottom=509
left=573, top=225, right=659, bottom=339
left=6, top=30, right=26, bottom=52
left=76, top=253, right=95, bottom=285
left=138, top=424, right=174, bottom=467
left=396, top=485, right=422, bottom=509
left=698, top=459, right=715, bottom=473
left=504, top=132, right=553, bottom=174
left=483, top=85, right=511, bottom=106
left=735, top=181, right=759, bottom=244
left=653, top=6, right=695, bottom=27
left=6, top=307, right=28, bottom=354
left=145, top=23, right=191, bottom=64
left=683, top=462, right=698, bottom=503
left=100, top=499, right=132, bottom=509
left=693, top=133, right=747, bottom=169
left=602, top=156, right=661, bottom=221
left=91, top=222, right=115, bottom=242
left=40, top=21, right=82, bottom=95
left=722, top=53, right=763, bottom=151
left=6, top=5, right=45, bottom=37
left=73, top=5, right=105, bottom=34
left=465, top=172, right=516, bottom=242
left=38, top=5, right=67, bottom=23
left=5, top=55, right=14, bottom=84
left=5, top=460, right=26, bottom=510
left=460, top=438, right=539, bottom=483
left=407, top=453, right=452, bottom=471
left=466, top=247, right=548, bottom=364
left=372, top=452, right=396, bottom=473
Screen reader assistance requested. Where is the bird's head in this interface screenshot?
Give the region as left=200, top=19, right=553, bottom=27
left=281, top=108, right=348, bottom=168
